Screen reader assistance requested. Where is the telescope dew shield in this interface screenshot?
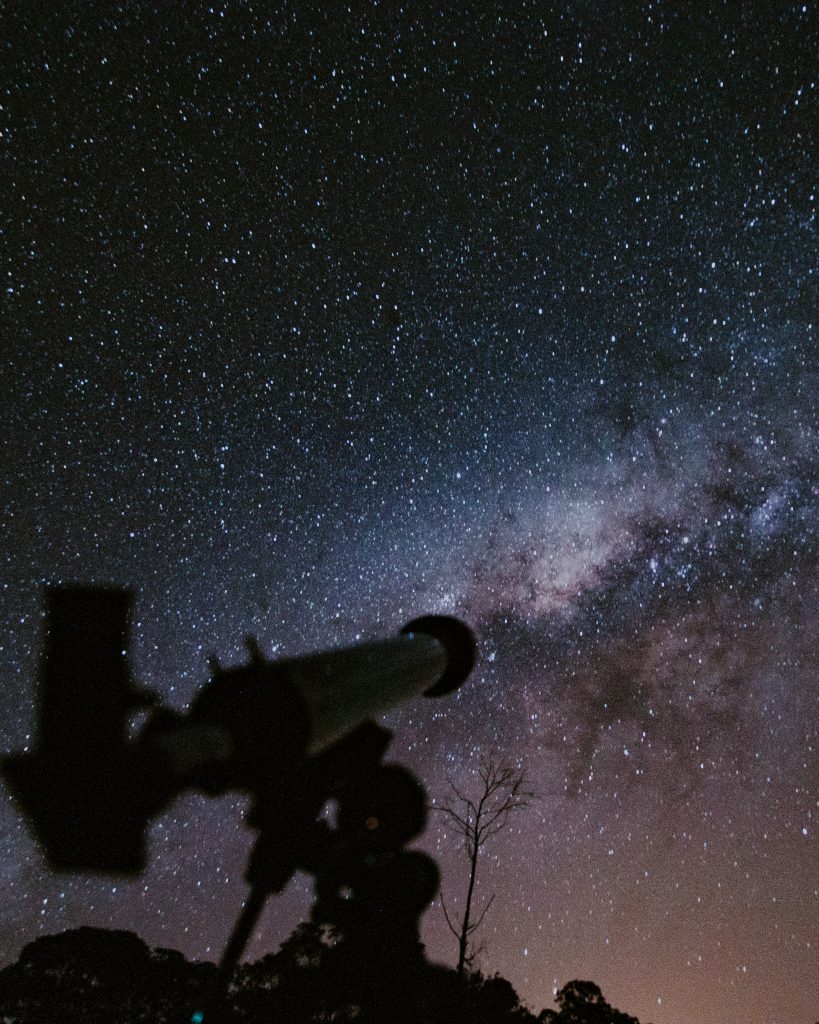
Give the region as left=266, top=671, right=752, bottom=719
left=402, top=615, right=478, bottom=697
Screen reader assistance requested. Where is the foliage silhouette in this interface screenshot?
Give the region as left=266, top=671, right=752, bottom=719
left=0, top=925, right=646, bottom=1024
left=538, top=979, right=642, bottom=1024
left=0, top=926, right=215, bottom=1023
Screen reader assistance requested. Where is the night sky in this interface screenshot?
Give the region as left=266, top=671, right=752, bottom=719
left=1, top=3, right=817, bottom=1023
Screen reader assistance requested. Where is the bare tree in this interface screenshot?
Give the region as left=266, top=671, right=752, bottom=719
left=434, top=756, right=534, bottom=975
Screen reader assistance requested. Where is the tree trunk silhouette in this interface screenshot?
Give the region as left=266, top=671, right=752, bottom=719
left=436, top=756, right=533, bottom=975
left=456, top=824, right=481, bottom=974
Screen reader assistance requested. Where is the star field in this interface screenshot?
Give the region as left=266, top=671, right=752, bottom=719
left=1, top=4, right=817, bottom=1023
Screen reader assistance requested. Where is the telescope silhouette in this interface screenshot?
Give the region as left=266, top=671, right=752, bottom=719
left=5, top=585, right=476, bottom=873
left=4, top=586, right=477, bottom=1021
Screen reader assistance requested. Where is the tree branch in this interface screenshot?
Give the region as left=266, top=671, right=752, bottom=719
left=468, top=893, right=496, bottom=933
left=439, top=892, right=462, bottom=940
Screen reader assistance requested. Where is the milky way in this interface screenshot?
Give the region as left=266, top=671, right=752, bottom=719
left=1, top=4, right=816, bottom=1023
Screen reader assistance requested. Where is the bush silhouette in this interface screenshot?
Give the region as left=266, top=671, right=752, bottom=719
left=0, top=926, right=644, bottom=1024
left=539, top=979, right=641, bottom=1024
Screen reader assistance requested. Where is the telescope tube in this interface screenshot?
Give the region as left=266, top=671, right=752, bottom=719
left=239, top=614, right=476, bottom=754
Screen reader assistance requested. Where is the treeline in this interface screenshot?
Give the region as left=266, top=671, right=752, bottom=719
left=0, top=924, right=643, bottom=1024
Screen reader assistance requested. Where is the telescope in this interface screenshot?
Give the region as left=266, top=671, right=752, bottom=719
left=4, top=586, right=477, bottom=873
left=3, top=585, right=478, bottom=1015
left=4, top=586, right=478, bottom=1021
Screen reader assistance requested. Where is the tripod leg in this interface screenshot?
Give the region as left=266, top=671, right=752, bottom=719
left=190, top=885, right=267, bottom=1023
